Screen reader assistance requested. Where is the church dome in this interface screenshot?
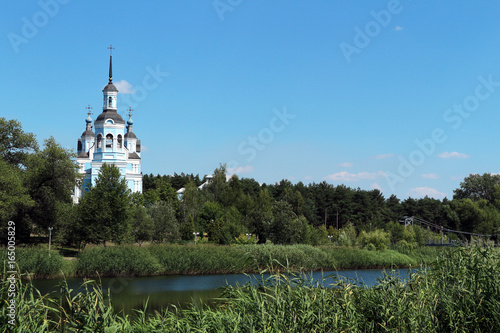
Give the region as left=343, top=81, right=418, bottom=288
left=95, top=110, right=125, bottom=124
left=124, top=131, right=137, bottom=139
left=103, top=82, right=118, bottom=92
left=81, top=129, right=95, bottom=137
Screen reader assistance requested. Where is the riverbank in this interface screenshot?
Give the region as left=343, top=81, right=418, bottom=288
left=2, top=247, right=499, bottom=332
left=2, top=244, right=447, bottom=279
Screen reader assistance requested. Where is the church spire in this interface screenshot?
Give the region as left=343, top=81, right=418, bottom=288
left=107, top=44, right=115, bottom=83
left=102, top=45, right=118, bottom=110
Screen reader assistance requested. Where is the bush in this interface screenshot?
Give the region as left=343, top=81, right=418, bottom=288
left=357, top=229, right=391, bottom=251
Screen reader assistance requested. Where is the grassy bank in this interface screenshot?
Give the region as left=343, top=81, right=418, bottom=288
left=75, top=244, right=425, bottom=277
left=3, top=244, right=450, bottom=278
left=1, top=247, right=498, bottom=332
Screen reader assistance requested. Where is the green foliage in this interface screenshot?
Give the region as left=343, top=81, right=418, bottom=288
left=233, top=233, right=258, bottom=244
left=76, top=245, right=161, bottom=276
left=130, top=205, right=154, bottom=245
left=0, top=117, right=38, bottom=167
left=337, top=222, right=357, bottom=247
left=0, top=247, right=64, bottom=278
left=0, top=158, right=33, bottom=223
left=320, top=247, right=416, bottom=269
left=77, top=163, right=132, bottom=245
left=24, top=137, right=80, bottom=233
left=454, top=173, right=500, bottom=204
left=357, top=229, right=391, bottom=251
left=268, top=200, right=297, bottom=244
left=147, top=244, right=249, bottom=274
left=197, top=200, right=223, bottom=232
left=8, top=247, right=498, bottom=332
left=147, top=201, right=179, bottom=243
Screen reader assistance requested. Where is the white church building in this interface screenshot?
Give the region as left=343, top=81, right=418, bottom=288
left=73, top=54, right=142, bottom=203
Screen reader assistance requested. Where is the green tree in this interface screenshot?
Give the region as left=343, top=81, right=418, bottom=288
left=148, top=201, right=179, bottom=242
left=268, top=200, right=296, bottom=244
left=131, top=205, right=154, bottom=245
left=197, top=201, right=224, bottom=233
left=206, top=164, right=228, bottom=204
left=248, top=188, right=273, bottom=243
left=77, top=163, right=132, bottom=245
left=0, top=158, right=33, bottom=222
left=24, top=137, right=80, bottom=233
left=0, top=117, right=38, bottom=167
left=454, top=173, right=500, bottom=204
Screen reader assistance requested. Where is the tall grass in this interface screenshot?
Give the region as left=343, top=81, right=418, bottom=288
left=1, top=246, right=499, bottom=332
left=148, top=244, right=250, bottom=274
left=76, top=245, right=161, bottom=277
left=0, top=247, right=64, bottom=278
left=319, top=247, right=417, bottom=269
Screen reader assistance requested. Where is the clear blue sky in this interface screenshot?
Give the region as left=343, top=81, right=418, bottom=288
left=2, top=0, right=500, bottom=200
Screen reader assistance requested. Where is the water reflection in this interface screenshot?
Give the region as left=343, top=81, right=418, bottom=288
left=31, top=269, right=413, bottom=315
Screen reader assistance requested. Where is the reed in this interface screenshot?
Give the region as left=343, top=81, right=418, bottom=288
left=0, top=247, right=64, bottom=278
left=76, top=245, right=161, bottom=277
left=1, top=246, right=499, bottom=332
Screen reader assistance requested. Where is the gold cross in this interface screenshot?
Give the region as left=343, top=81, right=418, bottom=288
left=85, top=105, right=93, bottom=117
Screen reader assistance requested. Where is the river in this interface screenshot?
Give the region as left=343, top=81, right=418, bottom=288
left=31, top=268, right=415, bottom=315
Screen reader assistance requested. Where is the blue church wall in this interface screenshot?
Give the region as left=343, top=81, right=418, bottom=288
left=73, top=54, right=143, bottom=203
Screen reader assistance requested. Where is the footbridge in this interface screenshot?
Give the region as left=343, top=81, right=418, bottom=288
left=399, top=216, right=495, bottom=246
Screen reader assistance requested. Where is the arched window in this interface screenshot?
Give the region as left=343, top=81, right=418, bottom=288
left=106, top=134, right=113, bottom=149
left=117, top=134, right=122, bottom=148
left=108, top=97, right=112, bottom=107
left=97, top=134, right=102, bottom=149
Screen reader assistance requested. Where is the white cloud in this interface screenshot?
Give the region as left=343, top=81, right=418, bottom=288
left=303, top=175, right=312, bottom=181
left=339, top=162, right=353, bottom=168
left=227, top=165, right=254, bottom=174
left=395, top=26, right=403, bottom=31
left=371, top=182, right=382, bottom=191
left=114, top=80, right=135, bottom=94
left=325, top=171, right=386, bottom=182
left=409, top=187, right=446, bottom=199
left=438, top=151, right=470, bottom=159
left=422, top=173, right=438, bottom=179
left=373, top=153, right=395, bottom=160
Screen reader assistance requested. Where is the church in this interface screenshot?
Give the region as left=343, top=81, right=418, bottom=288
left=73, top=53, right=143, bottom=203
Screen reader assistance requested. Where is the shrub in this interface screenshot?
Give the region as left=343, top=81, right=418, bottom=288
left=357, top=229, right=391, bottom=251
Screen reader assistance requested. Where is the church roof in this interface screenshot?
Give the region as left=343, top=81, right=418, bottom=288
left=128, top=152, right=141, bottom=159
left=78, top=151, right=89, bottom=158
left=102, top=82, right=118, bottom=92
left=95, top=110, right=125, bottom=124
left=81, top=129, right=94, bottom=137
left=124, top=131, right=137, bottom=139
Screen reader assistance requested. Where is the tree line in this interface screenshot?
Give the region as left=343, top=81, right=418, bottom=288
left=1, top=117, right=499, bottom=247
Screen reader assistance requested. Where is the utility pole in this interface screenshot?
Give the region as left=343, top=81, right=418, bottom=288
left=48, top=227, right=53, bottom=257
left=336, top=209, right=339, bottom=230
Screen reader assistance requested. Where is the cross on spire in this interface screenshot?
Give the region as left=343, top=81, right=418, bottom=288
left=127, top=107, right=134, bottom=118
left=107, top=44, right=115, bottom=55
left=85, top=105, right=93, bottom=117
